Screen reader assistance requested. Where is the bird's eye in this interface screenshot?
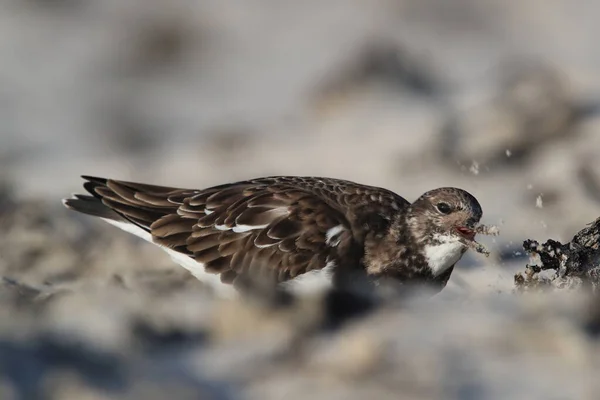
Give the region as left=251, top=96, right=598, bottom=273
left=436, top=202, right=452, bottom=214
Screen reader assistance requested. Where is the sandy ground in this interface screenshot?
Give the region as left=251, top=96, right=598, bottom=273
left=2, top=1, right=600, bottom=399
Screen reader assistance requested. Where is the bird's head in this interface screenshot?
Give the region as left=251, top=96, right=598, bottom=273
left=406, top=187, right=483, bottom=246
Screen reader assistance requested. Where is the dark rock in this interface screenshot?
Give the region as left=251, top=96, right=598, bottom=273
left=515, top=217, right=600, bottom=292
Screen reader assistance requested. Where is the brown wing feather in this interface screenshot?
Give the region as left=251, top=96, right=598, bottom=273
left=73, top=175, right=409, bottom=288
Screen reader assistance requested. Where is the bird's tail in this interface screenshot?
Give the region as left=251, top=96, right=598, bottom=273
left=61, top=175, right=196, bottom=233
left=62, top=193, right=123, bottom=221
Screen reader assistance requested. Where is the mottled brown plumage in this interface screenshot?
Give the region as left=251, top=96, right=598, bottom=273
left=63, top=175, right=484, bottom=294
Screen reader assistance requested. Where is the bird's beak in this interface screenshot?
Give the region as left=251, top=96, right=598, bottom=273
left=455, top=226, right=476, bottom=241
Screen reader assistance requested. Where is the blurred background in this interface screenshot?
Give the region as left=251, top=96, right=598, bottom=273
left=2, top=1, right=600, bottom=399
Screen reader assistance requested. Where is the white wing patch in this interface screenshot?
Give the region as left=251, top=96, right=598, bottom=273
left=253, top=239, right=277, bottom=249
left=101, top=206, right=331, bottom=298
left=424, top=234, right=467, bottom=276
left=280, top=261, right=335, bottom=295
left=101, top=219, right=237, bottom=298
left=164, top=247, right=237, bottom=298
left=102, top=219, right=153, bottom=242
left=210, top=207, right=289, bottom=233
left=325, top=224, right=345, bottom=247
left=232, top=223, right=269, bottom=233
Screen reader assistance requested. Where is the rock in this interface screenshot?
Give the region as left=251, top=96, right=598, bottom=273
left=515, top=217, right=600, bottom=292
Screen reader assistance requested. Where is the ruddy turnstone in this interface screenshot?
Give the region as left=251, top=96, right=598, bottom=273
left=63, top=175, right=493, bottom=296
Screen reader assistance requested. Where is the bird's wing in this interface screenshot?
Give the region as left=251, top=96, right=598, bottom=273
left=66, top=175, right=408, bottom=287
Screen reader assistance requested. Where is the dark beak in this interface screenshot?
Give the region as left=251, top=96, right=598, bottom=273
left=456, top=226, right=476, bottom=241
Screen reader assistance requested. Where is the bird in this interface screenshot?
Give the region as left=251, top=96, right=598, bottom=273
left=62, top=175, right=487, bottom=297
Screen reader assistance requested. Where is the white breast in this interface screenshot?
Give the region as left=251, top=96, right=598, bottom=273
left=423, top=234, right=466, bottom=276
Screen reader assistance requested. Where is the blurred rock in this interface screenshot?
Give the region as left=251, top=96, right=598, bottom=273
left=203, top=124, right=255, bottom=156
left=576, top=153, right=600, bottom=206
left=314, top=39, right=443, bottom=101
left=0, top=178, right=16, bottom=214
left=438, top=59, right=594, bottom=171
left=124, top=14, right=195, bottom=76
